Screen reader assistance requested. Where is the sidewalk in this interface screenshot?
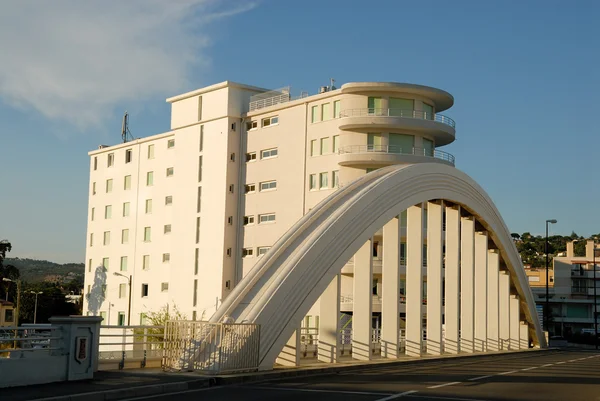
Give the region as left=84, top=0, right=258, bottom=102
left=2, top=369, right=212, bottom=401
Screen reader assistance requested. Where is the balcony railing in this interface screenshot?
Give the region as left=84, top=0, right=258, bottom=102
left=339, top=108, right=456, bottom=129
left=339, top=145, right=455, bottom=165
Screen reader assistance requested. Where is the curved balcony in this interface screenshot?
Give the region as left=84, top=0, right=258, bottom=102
left=338, top=109, right=456, bottom=146
left=338, top=145, right=455, bottom=167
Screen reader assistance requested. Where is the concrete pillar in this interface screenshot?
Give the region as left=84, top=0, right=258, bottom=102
left=426, top=201, right=443, bottom=355
left=474, top=231, right=488, bottom=352
left=460, top=217, right=475, bottom=353
left=510, top=296, right=520, bottom=349
left=276, top=326, right=301, bottom=366
left=444, top=205, right=460, bottom=354
left=519, top=323, right=529, bottom=349
left=406, top=205, right=423, bottom=357
left=487, top=250, right=500, bottom=351
left=352, top=240, right=373, bottom=360
left=318, top=275, right=341, bottom=363
left=382, top=217, right=401, bottom=358
left=499, top=272, right=511, bottom=350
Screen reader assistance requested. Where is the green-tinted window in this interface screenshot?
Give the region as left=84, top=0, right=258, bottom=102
left=333, top=135, right=340, bottom=153
left=423, top=138, right=434, bottom=156
left=422, top=103, right=434, bottom=120
left=389, top=98, right=414, bottom=117
left=310, top=140, right=318, bottom=156
left=333, top=100, right=341, bottom=118
left=567, top=304, right=588, bottom=318
left=311, top=106, right=318, bottom=123
left=321, top=103, right=331, bottom=121
left=367, top=133, right=383, bottom=150
left=388, top=133, right=414, bottom=153
left=368, top=97, right=383, bottom=114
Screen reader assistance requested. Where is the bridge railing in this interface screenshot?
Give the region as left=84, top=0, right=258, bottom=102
left=98, top=325, right=165, bottom=370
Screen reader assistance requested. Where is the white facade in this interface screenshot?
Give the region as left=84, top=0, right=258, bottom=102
left=83, top=80, right=457, bottom=325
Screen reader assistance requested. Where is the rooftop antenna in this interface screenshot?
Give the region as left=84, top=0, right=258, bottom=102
left=330, top=78, right=336, bottom=91
left=121, top=111, right=133, bottom=143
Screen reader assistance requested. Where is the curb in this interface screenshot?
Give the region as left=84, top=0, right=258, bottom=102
left=28, top=378, right=211, bottom=401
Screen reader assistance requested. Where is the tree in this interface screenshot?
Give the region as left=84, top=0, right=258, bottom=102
left=18, top=282, right=79, bottom=324
left=0, top=240, right=20, bottom=301
left=511, top=233, right=521, bottom=240
left=134, top=305, right=188, bottom=349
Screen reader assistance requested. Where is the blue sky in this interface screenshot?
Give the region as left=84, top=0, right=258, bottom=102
left=1, top=0, right=598, bottom=263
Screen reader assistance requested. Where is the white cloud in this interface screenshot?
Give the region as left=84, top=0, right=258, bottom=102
left=0, top=0, right=256, bottom=129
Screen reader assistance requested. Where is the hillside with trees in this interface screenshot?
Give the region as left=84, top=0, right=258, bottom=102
left=4, top=257, right=84, bottom=284
left=512, top=231, right=597, bottom=268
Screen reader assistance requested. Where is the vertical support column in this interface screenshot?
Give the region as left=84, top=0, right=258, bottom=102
left=427, top=201, right=443, bottom=355
left=406, top=205, right=423, bottom=357
left=276, top=326, right=301, bottom=366
left=519, top=323, right=529, bottom=349
left=352, top=240, right=373, bottom=360
left=460, top=217, right=475, bottom=353
left=487, top=250, right=500, bottom=351
left=510, top=296, right=520, bottom=349
left=474, top=231, right=488, bottom=352
left=444, top=205, right=460, bottom=354
left=318, top=275, right=341, bottom=363
left=382, top=217, right=401, bottom=358
left=499, top=272, right=511, bottom=350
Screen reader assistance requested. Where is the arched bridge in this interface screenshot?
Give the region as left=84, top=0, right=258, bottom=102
left=210, top=163, right=544, bottom=370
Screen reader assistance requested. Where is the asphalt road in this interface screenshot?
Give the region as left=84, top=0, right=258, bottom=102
left=122, top=350, right=600, bottom=401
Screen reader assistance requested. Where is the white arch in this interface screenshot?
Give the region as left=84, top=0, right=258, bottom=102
left=211, top=163, right=544, bottom=369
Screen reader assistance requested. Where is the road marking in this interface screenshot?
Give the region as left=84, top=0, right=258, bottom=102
left=375, top=390, right=418, bottom=400
left=428, top=381, right=461, bottom=389
left=541, top=363, right=554, bottom=367
left=249, top=386, right=394, bottom=397
left=556, top=361, right=566, bottom=364
left=568, top=359, right=578, bottom=362
left=468, top=374, right=495, bottom=381
left=411, top=395, right=491, bottom=401
left=521, top=366, right=537, bottom=371
left=497, top=370, right=519, bottom=375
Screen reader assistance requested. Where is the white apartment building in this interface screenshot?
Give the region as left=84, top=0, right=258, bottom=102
left=83, top=80, right=457, bottom=326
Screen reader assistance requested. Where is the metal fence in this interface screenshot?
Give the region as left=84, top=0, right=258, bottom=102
left=162, top=321, right=260, bottom=374
left=98, top=325, right=164, bottom=369
left=0, top=325, right=61, bottom=358
left=339, top=108, right=456, bottom=128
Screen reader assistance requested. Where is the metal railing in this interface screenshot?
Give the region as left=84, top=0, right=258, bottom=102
left=0, top=326, right=62, bottom=358
left=300, top=327, right=318, bottom=357
left=162, top=321, right=260, bottom=374
left=339, top=108, right=456, bottom=128
left=339, top=145, right=455, bottom=165
left=98, top=325, right=165, bottom=369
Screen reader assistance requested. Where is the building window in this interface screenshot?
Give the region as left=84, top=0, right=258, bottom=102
left=163, top=253, right=170, bottom=263
left=103, top=231, right=110, bottom=246
left=199, top=125, right=204, bottom=151
left=246, top=120, right=258, bottom=131
left=332, top=170, right=340, bottom=188
left=119, top=283, right=126, bottom=299
left=246, top=152, right=257, bottom=162
left=166, top=167, right=174, bottom=177
left=197, top=187, right=202, bottom=213
left=257, top=246, right=270, bottom=257
left=125, top=149, right=132, bottom=163
left=105, top=205, right=112, bottom=219
left=145, top=199, right=152, bottom=214
left=89, top=233, right=94, bottom=247
left=193, top=279, right=198, bottom=306
left=333, top=135, right=339, bottom=153
left=101, top=285, right=107, bottom=297
left=161, top=282, right=169, bottom=292
left=142, top=255, right=150, bottom=270
left=198, top=156, right=203, bottom=182
left=242, top=248, right=254, bottom=257
left=259, top=213, right=276, bottom=224
left=148, top=144, right=155, bottom=159
left=107, top=153, right=114, bottom=167
left=144, top=227, right=151, bottom=242
left=309, top=174, right=317, bottom=190
left=121, top=229, right=129, bottom=244
left=319, top=172, right=328, bottom=189
left=262, top=116, right=279, bottom=127
left=244, top=215, right=255, bottom=225
left=321, top=103, right=331, bottom=121
left=105, top=179, right=113, bottom=193
left=167, top=139, right=175, bottom=148
left=146, top=171, right=154, bottom=186
left=194, top=248, right=199, bottom=275
left=102, top=257, right=109, bottom=271
left=117, top=312, right=125, bottom=326
left=122, top=201, right=129, bottom=216
left=245, top=184, right=256, bottom=194
left=311, top=105, right=318, bottom=123
left=140, top=313, right=147, bottom=325
left=124, top=175, right=131, bottom=190
left=120, top=256, right=127, bottom=271
left=320, top=137, right=329, bottom=154
left=141, top=284, right=149, bottom=297
left=227, top=216, right=233, bottom=225
left=310, top=140, right=318, bottom=156
left=91, top=207, right=95, bottom=221
left=165, top=196, right=173, bottom=205
left=259, top=180, right=277, bottom=192
left=230, top=152, right=235, bottom=162
left=92, top=182, right=96, bottom=195
left=196, top=217, right=201, bottom=244
left=88, top=259, right=92, bottom=272
left=261, top=148, right=278, bottom=159
left=164, top=224, right=172, bottom=234
left=93, top=157, right=97, bottom=171
left=334, top=100, right=341, bottom=118
left=197, top=96, right=202, bottom=121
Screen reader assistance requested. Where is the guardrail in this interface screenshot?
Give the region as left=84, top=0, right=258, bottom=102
left=339, top=108, right=456, bottom=129
left=339, top=145, right=455, bottom=165
left=0, top=326, right=62, bottom=358
left=98, top=325, right=165, bottom=369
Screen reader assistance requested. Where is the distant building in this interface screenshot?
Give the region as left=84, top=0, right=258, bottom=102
left=525, top=240, right=600, bottom=336
left=0, top=301, right=15, bottom=327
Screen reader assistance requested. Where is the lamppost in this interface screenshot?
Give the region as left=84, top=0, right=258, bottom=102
left=545, top=219, right=557, bottom=335
left=29, top=291, right=43, bottom=324
left=594, top=243, right=598, bottom=350
left=113, top=272, right=132, bottom=325
left=3, top=278, right=21, bottom=348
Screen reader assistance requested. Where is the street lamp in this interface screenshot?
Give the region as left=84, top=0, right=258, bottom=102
left=594, top=244, right=599, bottom=350
left=3, top=278, right=21, bottom=348
left=545, top=219, right=557, bottom=335
left=113, top=272, right=132, bottom=325
left=30, top=291, right=43, bottom=324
